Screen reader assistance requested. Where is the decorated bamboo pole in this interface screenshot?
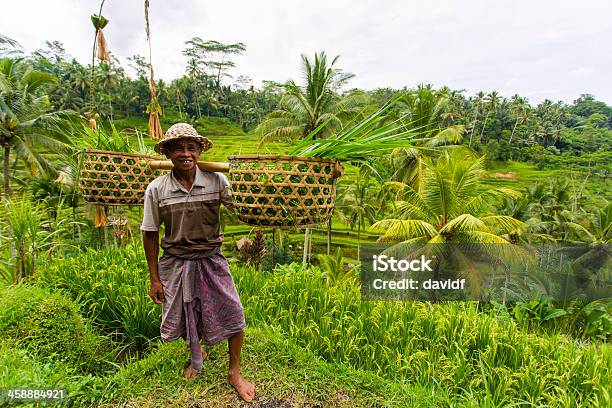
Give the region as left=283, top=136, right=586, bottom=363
left=89, top=0, right=110, bottom=131
left=145, top=0, right=163, bottom=140
left=90, top=0, right=111, bottom=229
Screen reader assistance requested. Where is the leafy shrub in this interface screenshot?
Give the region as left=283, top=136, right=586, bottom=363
left=0, top=285, right=116, bottom=375
left=316, top=247, right=358, bottom=285
left=512, top=299, right=612, bottom=341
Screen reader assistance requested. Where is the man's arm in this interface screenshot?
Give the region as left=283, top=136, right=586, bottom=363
left=141, top=184, right=164, bottom=303
left=143, top=230, right=164, bottom=304
left=219, top=173, right=235, bottom=211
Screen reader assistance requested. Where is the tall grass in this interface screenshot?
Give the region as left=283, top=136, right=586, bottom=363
left=233, top=263, right=611, bottom=406
left=39, top=247, right=610, bottom=405
left=0, top=196, right=79, bottom=283
left=0, top=284, right=117, bottom=375
left=38, top=244, right=160, bottom=352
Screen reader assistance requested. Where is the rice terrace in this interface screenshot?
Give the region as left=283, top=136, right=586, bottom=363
left=0, top=1, right=610, bottom=407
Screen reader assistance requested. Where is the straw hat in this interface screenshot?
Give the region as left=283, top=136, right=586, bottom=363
left=154, top=123, right=213, bottom=154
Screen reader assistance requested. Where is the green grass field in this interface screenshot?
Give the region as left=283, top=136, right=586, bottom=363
left=13, top=247, right=608, bottom=407
left=0, top=283, right=442, bottom=407
left=482, top=160, right=611, bottom=203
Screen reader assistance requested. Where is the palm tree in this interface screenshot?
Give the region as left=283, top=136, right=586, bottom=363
left=468, top=91, right=485, bottom=147
left=439, top=87, right=466, bottom=125
left=96, top=61, right=120, bottom=120
left=370, top=152, right=525, bottom=300
left=581, top=201, right=611, bottom=244
left=478, top=91, right=501, bottom=144
left=183, top=53, right=204, bottom=117
left=0, top=35, right=18, bottom=46
left=371, top=152, right=524, bottom=246
left=497, top=191, right=555, bottom=244
left=336, top=172, right=380, bottom=260
left=508, top=95, right=530, bottom=146
left=256, top=51, right=369, bottom=143
left=0, top=34, right=20, bottom=56
left=533, top=99, right=566, bottom=147
left=370, top=152, right=525, bottom=299
left=0, top=58, right=70, bottom=200
left=569, top=201, right=611, bottom=273
left=389, top=85, right=465, bottom=190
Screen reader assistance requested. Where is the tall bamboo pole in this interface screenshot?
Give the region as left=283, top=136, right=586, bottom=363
left=145, top=0, right=163, bottom=140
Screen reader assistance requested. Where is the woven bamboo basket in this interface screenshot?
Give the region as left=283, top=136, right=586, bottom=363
left=228, top=154, right=343, bottom=228
left=79, top=149, right=166, bottom=206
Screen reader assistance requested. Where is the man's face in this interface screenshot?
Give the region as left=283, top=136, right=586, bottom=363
left=165, top=140, right=202, bottom=172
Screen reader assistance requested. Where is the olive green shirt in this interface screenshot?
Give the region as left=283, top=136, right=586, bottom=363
left=140, top=167, right=233, bottom=256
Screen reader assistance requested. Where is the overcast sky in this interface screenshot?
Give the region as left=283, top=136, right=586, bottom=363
left=2, top=0, right=611, bottom=104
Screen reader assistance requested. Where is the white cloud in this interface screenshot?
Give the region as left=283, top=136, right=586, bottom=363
left=1, top=0, right=610, bottom=104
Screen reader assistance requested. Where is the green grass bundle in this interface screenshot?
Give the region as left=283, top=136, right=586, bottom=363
left=65, top=120, right=154, bottom=155
left=288, top=97, right=425, bottom=162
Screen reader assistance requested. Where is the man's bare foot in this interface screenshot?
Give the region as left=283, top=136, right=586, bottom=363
left=183, top=364, right=199, bottom=380
left=228, top=372, right=255, bottom=403
left=183, top=348, right=209, bottom=380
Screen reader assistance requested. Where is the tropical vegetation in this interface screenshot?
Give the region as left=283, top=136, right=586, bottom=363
left=0, top=28, right=610, bottom=407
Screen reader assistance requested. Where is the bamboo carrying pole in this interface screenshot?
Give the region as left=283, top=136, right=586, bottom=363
left=148, top=160, right=230, bottom=173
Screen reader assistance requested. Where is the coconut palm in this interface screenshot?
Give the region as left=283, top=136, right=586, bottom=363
left=581, top=201, right=612, bottom=244
left=0, top=58, right=70, bottom=200
left=497, top=184, right=555, bottom=244
left=399, top=85, right=445, bottom=131
left=336, top=172, right=380, bottom=260
left=389, top=85, right=465, bottom=190
left=478, top=91, right=502, bottom=144
left=96, top=61, right=120, bottom=120
left=0, top=35, right=18, bottom=46
left=256, top=51, right=369, bottom=144
left=532, top=99, right=567, bottom=147
left=370, top=151, right=524, bottom=300
left=524, top=179, right=585, bottom=240
left=371, top=152, right=524, bottom=245
left=370, top=152, right=525, bottom=300
left=0, top=34, right=20, bottom=56
left=438, top=87, right=466, bottom=125
left=468, top=91, right=485, bottom=147
left=499, top=180, right=584, bottom=243
left=568, top=201, right=612, bottom=275
left=508, top=94, right=530, bottom=146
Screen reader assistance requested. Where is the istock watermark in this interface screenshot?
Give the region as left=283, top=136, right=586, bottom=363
left=360, top=243, right=611, bottom=301
left=372, top=254, right=433, bottom=272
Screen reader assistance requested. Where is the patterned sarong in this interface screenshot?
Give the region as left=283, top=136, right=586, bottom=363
left=158, top=250, right=246, bottom=347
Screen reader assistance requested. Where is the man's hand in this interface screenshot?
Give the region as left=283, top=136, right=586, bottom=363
left=150, top=281, right=165, bottom=304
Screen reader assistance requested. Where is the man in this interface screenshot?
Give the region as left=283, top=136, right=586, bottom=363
left=140, top=123, right=255, bottom=403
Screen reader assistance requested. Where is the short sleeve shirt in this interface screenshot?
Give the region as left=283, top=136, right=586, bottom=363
left=140, top=167, right=234, bottom=256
